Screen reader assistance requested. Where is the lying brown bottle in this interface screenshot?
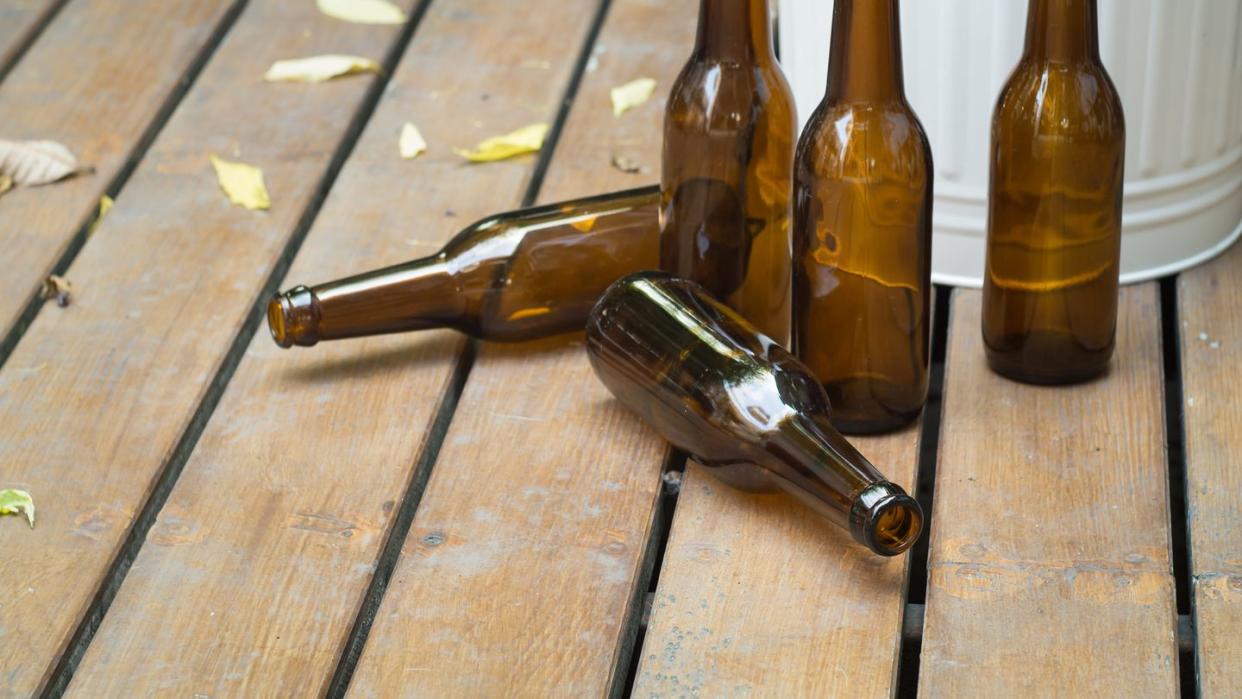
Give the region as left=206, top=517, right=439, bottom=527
left=587, top=271, right=922, bottom=556
left=793, top=0, right=932, bottom=434
left=981, top=0, right=1125, bottom=384
left=268, top=186, right=658, bottom=347
left=661, top=0, right=796, bottom=345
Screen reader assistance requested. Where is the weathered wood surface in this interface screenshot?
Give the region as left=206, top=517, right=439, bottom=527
left=1179, top=242, right=1242, bottom=698
left=918, top=286, right=1179, bottom=697
left=0, top=0, right=416, bottom=692
left=346, top=0, right=694, bottom=695
left=65, top=0, right=604, bottom=694
left=634, top=425, right=920, bottom=696
left=0, top=0, right=60, bottom=73
left=0, top=0, right=240, bottom=338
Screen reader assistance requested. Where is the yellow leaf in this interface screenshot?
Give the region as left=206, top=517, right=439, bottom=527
left=0, top=174, right=12, bottom=197
left=0, top=139, right=90, bottom=185
left=0, top=489, right=35, bottom=528
left=264, top=55, right=380, bottom=83
left=610, top=77, right=657, bottom=117
left=40, top=274, right=74, bottom=307
left=88, top=194, right=113, bottom=236
left=399, top=122, right=427, bottom=159
left=454, top=123, right=549, bottom=163
left=317, top=0, right=406, bottom=24
left=210, top=155, right=270, bottom=210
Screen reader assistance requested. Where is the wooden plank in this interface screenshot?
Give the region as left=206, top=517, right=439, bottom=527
left=62, top=0, right=604, bottom=695
left=634, top=426, right=920, bottom=696
left=0, top=0, right=60, bottom=72
left=346, top=0, right=695, bottom=695
left=0, top=0, right=241, bottom=338
left=0, top=1, right=418, bottom=693
left=1178, top=242, right=1242, bottom=697
left=918, top=286, right=1179, bottom=697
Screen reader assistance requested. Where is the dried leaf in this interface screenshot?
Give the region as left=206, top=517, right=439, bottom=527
left=210, top=155, right=270, bottom=211
left=40, top=274, right=73, bottom=307
left=454, top=123, right=549, bottom=163
left=0, top=489, right=35, bottom=528
left=611, top=153, right=641, bottom=173
left=264, top=55, right=380, bottom=83
left=399, top=122, right=427, bottom=159
left=317, top=0, right=406, bottom=24
left=610, top=77, right=656, bottom=117
left=0, top=139, right=89, bottom=185
left=88, top=194, right=113, bottom=236
left=0, top=174, right=12, bottom=197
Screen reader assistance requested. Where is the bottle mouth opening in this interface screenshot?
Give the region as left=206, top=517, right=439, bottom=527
left=850, top=482, right=924, bottom=556
left=267, top=295, right=290, bottom=348
left=266, top=286, right=318, bottom=348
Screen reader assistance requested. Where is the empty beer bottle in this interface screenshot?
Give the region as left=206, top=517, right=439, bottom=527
left=981, top=0, right=1125, bottom=384
left=661, top=0, right=796, bottom=345
left=587, top=271, right=923, bottom=556
left=792, top=0, right=933, bottom=434
left=268, top=186, right=658, bottom=347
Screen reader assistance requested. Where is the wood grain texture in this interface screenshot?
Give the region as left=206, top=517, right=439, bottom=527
left=0, top=1, right=415, bottom=693
left=918, top=286, right=1179, bottom=697
left=0, top=0, right=239, bottom=336
left=0, top=0, right=60, bottom=73
left=1178, top=242, right=1242, bottom=698
left=62, top=0, right=603, bottom=694
left=634, top=426, right=920, bottom=697
left=346, top=0, right=696, bottom=695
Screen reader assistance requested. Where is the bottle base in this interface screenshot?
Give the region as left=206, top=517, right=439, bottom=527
left=822, top=377, right=927, bottom=435
left=984, top=331, right=1113, bottom=386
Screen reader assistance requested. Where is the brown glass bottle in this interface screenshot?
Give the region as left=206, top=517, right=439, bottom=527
left=792, top=0, right=933, bottom=434
left=588, top=271, right=923, bottom=556
left=661, top=0, right=796, bottom=345
left=268, top=186, right=658, bottom=347
left=981, top=0, right=1125, bottom=384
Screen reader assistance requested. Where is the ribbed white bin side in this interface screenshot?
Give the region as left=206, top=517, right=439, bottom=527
left=778, top=0, right=1242, bottom=287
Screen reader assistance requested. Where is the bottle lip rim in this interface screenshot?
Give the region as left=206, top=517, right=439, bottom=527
left=850, top=482, right=923, bottom=556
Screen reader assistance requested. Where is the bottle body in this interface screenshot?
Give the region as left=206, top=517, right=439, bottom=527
left=982, top=0, right=1125, bottom=384
left=792, top=0, right=932, bottom=434
left=587, top=270, right=922, bottom=556
left=660, top=0, right=796, bottom=345
left=268, top=186, right=659, bottom=347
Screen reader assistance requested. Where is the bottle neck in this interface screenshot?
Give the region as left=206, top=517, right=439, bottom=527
left=825, top=0, right=905, bottom=103
left=693, top=0, right=775, bottom=61
left=267, top=254, right=464, bottom=348
left=1023, top=0, right=1099, bottom=64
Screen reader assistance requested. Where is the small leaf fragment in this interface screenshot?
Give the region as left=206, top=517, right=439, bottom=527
left=317, top=0, right=406, bottom=24
left=0, top=139, right=89, bottom=185
left=88, top=194, right=114, bottom=236
left=0, top=489, right=35, bottom=528
left=0, top=174, right=12, bottom=197
left=610, top=77, right=657, bottom=117
left=264, top=55, right=380, bottom=83
left=210, top=155, right=270, bottom=211
left=610, top=153, right=642, bottom=174
left=454, top=123, right=549, bottom=163
left=40, top=274, right=73, bottom=307
left=399, top=122, right=427, bottom=159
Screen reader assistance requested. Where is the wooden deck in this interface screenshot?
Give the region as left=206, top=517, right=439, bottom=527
left=0, top=0, right=1237, bottom=696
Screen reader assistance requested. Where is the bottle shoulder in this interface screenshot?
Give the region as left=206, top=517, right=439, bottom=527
left=994, top=61, right=1125, bottom=134
left=667, top=58, right=796, bottom=127
left=795, top=100, right=932, bottom=178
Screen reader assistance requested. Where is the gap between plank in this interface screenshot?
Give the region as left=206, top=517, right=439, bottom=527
left=0, top=0, right=250, bottom=372
left=38, top=2, right=434, bottom=694
left=1158, top=276, right=1198, bottom=699
left=0, top=0, right=73, bottom=86
left=895, top=284, right=953, bottom=699
left=324, top=0, right=617, bottom=694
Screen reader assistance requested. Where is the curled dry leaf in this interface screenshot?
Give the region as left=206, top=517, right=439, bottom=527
left=40, top=274, right=73, bottom=307
left=454, top=123, right=549, bottom=163
left=610, top=77, right=657, bottom=117
left=317, top=0, right=406, bottom=24
left=88, top=194, right=114, bottom=236
left=0, top=138, right=89, bottom=186
left=0, top=489, right=35, bottom=528
left=0, top=174, right=12, bottom=198
left=399, top=122, right=427, bottom=159
left=264, top=55, right=380, bottom=83
left=610, top=153, right=642, bottom=174
left=210, top=155, right=270, bottom=211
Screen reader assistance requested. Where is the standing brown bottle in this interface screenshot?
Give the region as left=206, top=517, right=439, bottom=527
left=792, top=0, right=933, bottom=434
left=267, top=186, right=658, bottom=347
left=588, top=271, right=923, bottom=556
left=661, top=0, right=796, bottom=344
left=982, top=0, right=1125, bottom=384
